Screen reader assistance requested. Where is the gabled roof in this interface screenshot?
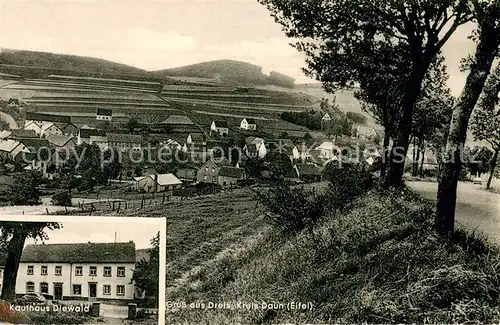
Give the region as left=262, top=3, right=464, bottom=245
left=46, top=134, right=75, bottom=147
left=10, top=129, right=38, bottom=139
left=107, top=133, right=143, bottom=144
left=245, top=143, right=258, bottom=153
left=134, top=176, right=147, bottom=182
left=79, top=128, right=106, bottom=139
left=161, top=115, right=194, bottom=125
left=243, top=118, right=256, bottom=125
left=19, top=138, right=50, bottom=152
left=276, top=139, right=295, bottom=148
left=212, top=120, right=228, bottom=128
left=25, top=112, right=71, bottom=124
left=0, top=139, right=22, bottom=153
left=97, top=108, right=113, bottom=116
left=188, top=133, right=205, bottom=143
left=294, top=163, right=322, bottom=176
left=0, top=130, right=12, bottom=139
left=90, top=135, right=108, bottom=143
left=205, top=140, right=224, bottom=150
left=203, top=157, right=231, bottom=168
left=20, top=242, right=136, bottom=263
left=41, top=122, right=62, bottom=131
left=151, top=173, right=183, bottom=186
left=218, top=166, right=245, bottom=179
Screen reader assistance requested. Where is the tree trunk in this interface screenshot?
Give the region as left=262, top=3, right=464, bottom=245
left=419, top=145, right=426, bottom=176
left=380, top=129, right=391, bottom=179
left=1, top=226, right=29, bottom=302
left=385, top=63, right=428, bottom=187
left=413, top=137, right=420, bottom=177
left=436, top=26, right=498, bottom=235
left=486, top=147, right=499, bottom=189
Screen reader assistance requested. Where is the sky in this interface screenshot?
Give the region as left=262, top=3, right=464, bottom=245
left=0, top=0, right=479, bottom=96
left=14, top=217, right=163, bottom=249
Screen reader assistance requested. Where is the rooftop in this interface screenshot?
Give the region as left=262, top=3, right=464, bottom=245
left=161, top=115, right=194, bottom=125
left=97, top=108, right=113, bottom=116
left=46, top=134, right=75, bottom=147
left=0, top=139, right=22, bottom=153
left=243, top=118, right=256, bottom=125
left=107, top=133, right=143, bottom=143
left=213, top=120, right=228, bottom=128
left=20, top=242, right=136, bottom=263
left=25, top=112, right=71, bottom=124
left=218, top=166, right=245, bottom=178
left=79, top=128, right=106, bottom=139
left=150, top=173, right=183, bottom=186
left=294, top=163, right=323, bottom=176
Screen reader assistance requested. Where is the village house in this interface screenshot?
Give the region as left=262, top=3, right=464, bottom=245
left=16, top=242, right=136, bottom=301
left=24, top=112, right=77, bottom=137
left=244, top=142, right=267, bottom=159
left=134, top=173, right=182, bottom=193
left=89, top=135, right=109, bottom=152
left=0, top=139, right=30, bottom=162
left=316, top=141, right=339, bottom=159
left=78, top=128, right=106, bottom=145
left=240, top=118, right=257, bottom=131
left=197, top=158, right=231, bottom=184
left=20, top=138, right=58, bottom=179
left=161, top=115, right=195, bottom=126
left=210, top=120, right=229, bottom=136
left=217, top=166, right=246, bottom=187
left=0, top=129, right=38, bottom=140
left=107, top=133, right=143, bottom=152
left=96, top=108, right=113, bottom=121
left=294, top=163, right=323, bottom=182
left=322, top=113, right=332, bottom=122
left=7, top=98, right=21, bottom=108
left=354, top=125, right=381, bottom=141
left=296, top=143, right=312, bottom=161
left=269, top=139, right=299, bottom=160
left=175, top=166, right=198, bottom=184
left=186, top=133, right=205, bottom=146
left=46, top=134, right=77, bottom=154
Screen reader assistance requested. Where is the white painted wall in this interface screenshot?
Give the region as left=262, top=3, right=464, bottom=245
left=16, top=262, right=135, bottom=300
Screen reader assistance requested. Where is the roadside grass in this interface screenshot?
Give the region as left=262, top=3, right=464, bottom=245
left=166, top=187, right=500, bottom=324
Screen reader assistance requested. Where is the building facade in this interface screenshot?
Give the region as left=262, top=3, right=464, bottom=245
left=16, top=242, right=136, bottom=301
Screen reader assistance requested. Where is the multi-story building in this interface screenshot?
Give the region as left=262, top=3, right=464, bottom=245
left=16, top=242, right=136, bottom=301
left=24, top=112, right=78, bottom=137
left=96, top=108, right=113, bottom=121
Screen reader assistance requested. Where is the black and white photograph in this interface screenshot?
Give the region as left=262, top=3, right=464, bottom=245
left=1, top=0, right=500, bottom=324
left=0, top=216, right=166, bottom=325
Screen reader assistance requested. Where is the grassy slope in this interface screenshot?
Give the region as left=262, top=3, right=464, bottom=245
left=165, top=188, right=500, bottom=324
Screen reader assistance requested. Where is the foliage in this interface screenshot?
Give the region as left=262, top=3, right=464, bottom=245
left=51, top=191, right=72, bottom=207
left=7, top=171, right=42, bottom=206
left=280, top=110, right=321, bottom=131
left=132, top=233, right=160, bottom=302
left=471, top=63, right=500, bottom=151
left=322, top=161, right=374, bottom=208
left=346, top=111, right=367, bottom=124
left=257, top=182, right=327, bottom=234
left=262, top=152, right=293, bottom=180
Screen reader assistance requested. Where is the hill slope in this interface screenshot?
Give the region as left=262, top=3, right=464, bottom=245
left=155, top=59, right=296, bottom=88
left=0, top=48, right=154, bottom=80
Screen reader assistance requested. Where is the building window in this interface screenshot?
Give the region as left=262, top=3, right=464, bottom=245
left=40, top=282, right=49, bottom=294
left=26, top=282, right=35, bottom=293
left=103, top=266, right=112, bottom=277
left=116, top=285, right=125, bottom=296
left=203, top=176, right=207, bottom=181
left=89, top=266, right=97, bottom=276
left=211, top=168, right=215, bottom=173
left=205, top=167, right=208, bottom=172
left=75, top=266, right=83, bottom=276
left=103, top=285, right=111, bottom=295
left=117, top=267, right=125, bottom=277
left=55, top=266, right=62, bottom=276
left=73, top=285, right=81, bottom=295
left=27, top=265, right=34, bottom=275
left=41, top=265, right=48, bottom=275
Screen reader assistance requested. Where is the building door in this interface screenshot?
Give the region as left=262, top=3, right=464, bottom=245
left=53, top=283, right=63, bottom=300
left=88, top=283, right=97, bottom=298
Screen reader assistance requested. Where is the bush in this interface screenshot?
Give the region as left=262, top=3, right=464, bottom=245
left=51, top=191, right=72, bottom=207
left=322, top=161, right=373, bottom=208
left=258, top=182, right=327, bottom=234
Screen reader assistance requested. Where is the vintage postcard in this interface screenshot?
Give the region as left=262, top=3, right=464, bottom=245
left=1, top=0, right=500, bottom=324
left=0, top=215, right=166, bottom=325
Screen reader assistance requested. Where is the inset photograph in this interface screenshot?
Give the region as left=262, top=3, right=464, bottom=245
left=0, top=216, right=165, bottom=325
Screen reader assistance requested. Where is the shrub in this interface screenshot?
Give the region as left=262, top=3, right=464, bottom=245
left=51, top=191, right=72, bottom=207
left=322, top=161, right=373, bottom=208
left=258, top=182, right=327, bottom=234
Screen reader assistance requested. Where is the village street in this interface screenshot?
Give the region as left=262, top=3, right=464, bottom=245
left=408, top=181, right=500, bottom=245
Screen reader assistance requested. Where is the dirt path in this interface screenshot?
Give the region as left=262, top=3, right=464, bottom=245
left=408, top=181, right=500, bottom=244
